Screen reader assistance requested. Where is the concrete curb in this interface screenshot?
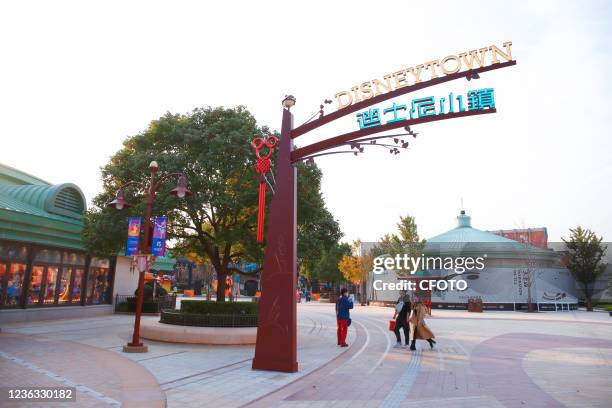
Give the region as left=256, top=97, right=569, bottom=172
left=141, top=319, right=257, bottom=345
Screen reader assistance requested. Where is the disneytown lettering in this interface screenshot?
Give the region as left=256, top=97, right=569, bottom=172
left=335, top=41, right=513, bottom=110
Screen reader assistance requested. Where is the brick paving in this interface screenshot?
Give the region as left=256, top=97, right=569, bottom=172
left=0, top=332, right=164, bottom=407
left=1, top=304, right=611, bottom=407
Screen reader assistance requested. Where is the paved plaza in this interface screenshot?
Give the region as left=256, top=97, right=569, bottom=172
left=1, top=303, right=611, bottom=408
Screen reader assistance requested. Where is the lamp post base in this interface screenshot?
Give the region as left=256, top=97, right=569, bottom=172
left=122, top=343, right=148, bottom=353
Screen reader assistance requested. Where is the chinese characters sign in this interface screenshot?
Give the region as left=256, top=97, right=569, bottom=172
left=356, top=88, right=495, bottom=130
left=152, top=216, right=167, bottom=256
left=125, top=217, right=141, bottom=256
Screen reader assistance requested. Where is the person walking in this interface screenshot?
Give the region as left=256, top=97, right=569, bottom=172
left=393, top=295, right=411, bottom=348
left=409, top=301, right=436, bottom=350
left=336, top=288, right=353, bottom=347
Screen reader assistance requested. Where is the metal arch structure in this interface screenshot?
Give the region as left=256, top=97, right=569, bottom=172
left=252, top=60, right=517, bottom=373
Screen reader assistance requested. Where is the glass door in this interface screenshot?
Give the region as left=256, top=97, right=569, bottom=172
left=58, top=266, right=73, bottom=304
left=29, top=266, right=44, bottom=305
left=6, top=263, right=25, bottom=307
left=42, top=266, right=59, bottom=305
left=72, top=268, right=84, bottom=303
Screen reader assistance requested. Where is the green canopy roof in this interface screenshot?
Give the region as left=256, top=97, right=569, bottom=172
left=0, top=163, right=86, bottom=250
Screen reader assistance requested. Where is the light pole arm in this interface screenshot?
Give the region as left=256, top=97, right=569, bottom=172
left=152, top=172, right=185, bottom=191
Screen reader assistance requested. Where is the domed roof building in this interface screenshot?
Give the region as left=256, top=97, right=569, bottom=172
left=368, top=211, right=578, bottom=311
left=422, top=211, right=577, bottom=310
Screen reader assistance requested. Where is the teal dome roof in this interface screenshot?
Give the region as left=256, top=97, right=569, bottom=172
left=428, top=212, right=518, bottom=244
left=424, top=211, right=556, bottom=260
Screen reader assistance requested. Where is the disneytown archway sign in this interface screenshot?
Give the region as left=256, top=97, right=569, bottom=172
left=251, top=41, right=516, bottom=372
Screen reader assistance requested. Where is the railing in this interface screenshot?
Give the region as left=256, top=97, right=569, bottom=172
left=160, top=309, right=258, bottom=327
left=114, top=294, right=176, bottom=314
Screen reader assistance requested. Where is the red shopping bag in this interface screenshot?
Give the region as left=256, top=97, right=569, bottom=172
left=388, top=320, right=396, bottom=331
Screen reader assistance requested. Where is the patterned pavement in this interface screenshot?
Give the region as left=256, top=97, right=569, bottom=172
left=1, top=303, right=611, bottom=407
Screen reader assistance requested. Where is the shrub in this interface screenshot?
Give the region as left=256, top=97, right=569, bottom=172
left=180, top=300, right=258, bottom=315
left=116, top=298, right=160, bottom=313
left=135, top=281, right=168, bottom=298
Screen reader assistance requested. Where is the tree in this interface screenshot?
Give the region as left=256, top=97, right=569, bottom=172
left=311, top=243, right=351, bottom=286
left=83, top=106, right=342, bottom=301
left=372, top=215, right=426, bottom=276
left=338, top=240, right=374, bottom=304
left=562, top=226, right=607, bottom=311
left=338, top=255, right=361, bottom=284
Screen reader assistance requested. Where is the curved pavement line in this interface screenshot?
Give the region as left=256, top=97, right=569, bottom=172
left=361, top=316, right=393, bottom=375
left=241, top=319, right=367, bottom=408
left=469, top=333, right=612, bottom=407
left=419, top=315, right=612, bottom=325
left=0, top=351, right=121, bottom=407
left=0, top=332, right=166, bottom=408
left=329, top=319, right=370, bottom=374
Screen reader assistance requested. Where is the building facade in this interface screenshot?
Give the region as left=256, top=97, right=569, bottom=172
left=368, top=211, right=578, bottom=311
left=0, top=163, right=175, bottom=323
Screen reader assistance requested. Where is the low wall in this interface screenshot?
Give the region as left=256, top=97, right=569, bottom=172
left=141, top=319, right=256, bottom=345
left=0, top=304, right=113, bottom=324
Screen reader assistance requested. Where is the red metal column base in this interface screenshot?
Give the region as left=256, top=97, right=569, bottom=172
left=252, top=358, right=298, bottom=373
left=123, top=343, right=148, bottom=353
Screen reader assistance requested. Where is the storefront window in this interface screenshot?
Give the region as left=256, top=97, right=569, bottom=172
left=0, top=244, right=28, bottom=261
left=87, top=258, right=111, bottom=305
left=0, top=245, right=114, bottom=308
left=34, top=249, right=62, bottom=264
left=6, top=264, right=25, bottom=306
left=90, top=258, right=110, bottom=268
left=63, top=252, right=86, bottom=266
left=29, top=266, right=44, bottom=305
left=93, top=268, right=109, bottom=304
left=72, top=268, right=83, bottom=303
left=43, top=266, right=59, bottom=304
left=58, top=267, right=72, bottom=304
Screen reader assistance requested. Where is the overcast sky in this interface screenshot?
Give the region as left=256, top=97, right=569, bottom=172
left=1, top=0, right=610, bottom=243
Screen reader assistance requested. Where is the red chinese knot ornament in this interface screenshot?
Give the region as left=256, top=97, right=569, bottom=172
left=251, top=135, right=278, bottom=243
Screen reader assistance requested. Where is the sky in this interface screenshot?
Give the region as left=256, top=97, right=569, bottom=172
left=1, top=0, right=610, bottom=244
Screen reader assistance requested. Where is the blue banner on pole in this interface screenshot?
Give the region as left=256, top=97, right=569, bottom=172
left=152, top=216, right=167, bottom=256
left=126, top=217, right=141, bottom=256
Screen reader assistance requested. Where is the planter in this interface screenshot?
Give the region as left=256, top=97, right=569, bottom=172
left=141, top=320, right=256, bottom=345
left=160, top=309, right=257, bottom=327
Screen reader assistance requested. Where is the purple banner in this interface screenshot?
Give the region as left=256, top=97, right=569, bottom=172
left=125, top=217, right=141, bottom=256
left=152, top=216, right=167, bottom=256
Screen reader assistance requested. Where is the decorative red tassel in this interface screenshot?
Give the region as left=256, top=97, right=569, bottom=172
left=251, top=135, right=278, bottom=244
left=257, top=176, right=266, bottom=242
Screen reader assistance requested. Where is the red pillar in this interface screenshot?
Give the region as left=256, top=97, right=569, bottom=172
left=252, top=108, right=298, bottom=372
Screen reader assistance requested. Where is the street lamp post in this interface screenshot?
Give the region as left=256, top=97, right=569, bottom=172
left=109, top=161, right=192, bottom=353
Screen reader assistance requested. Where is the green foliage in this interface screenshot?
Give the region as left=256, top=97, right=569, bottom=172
left=116, top=298, right=160, bottom=313
left=562, top=226, right=607, bottom=310
left=137, top=281, right=168, bottom=298
left=82, top=106, right=342, bottom=301
left=297, top=163, right=343, bottom=276
left=180, top=300, right=258, bottom=315
left=310, top=242, right=351, bottom=285
left=371, top=215, right=426, bottom=276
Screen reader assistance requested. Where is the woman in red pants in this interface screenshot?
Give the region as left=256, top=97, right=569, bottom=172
left=335, top=288, right=353, bottom=347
